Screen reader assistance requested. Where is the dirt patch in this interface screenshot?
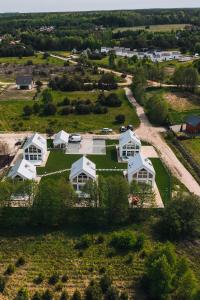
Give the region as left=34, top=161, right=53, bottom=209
left=0, top=84, right=36, bottom=101
left=165, top=92, right=200, bottom=111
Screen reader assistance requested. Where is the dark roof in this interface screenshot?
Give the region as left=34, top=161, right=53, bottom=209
left=186, top=115, right=200, bottom=127
left=16, top=75, right=33, bottom=86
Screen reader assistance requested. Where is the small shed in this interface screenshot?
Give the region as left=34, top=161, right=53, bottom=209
left=186, top=115, right=200, bottom=134
left=53, top=130, right=69, bottom=149
left=16, top=75, right=33, bottom=90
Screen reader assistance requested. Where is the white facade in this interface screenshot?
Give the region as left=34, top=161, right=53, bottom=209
left=17, top=83, right=33, bottom=90
left=69, top=156, right=96, bottom=192
left=8, top=159, right=36, bottom=181
left=127, top=153, right=155, bottom=187
left=53, top=130, right=69, bottom=149
left=23, top=133, right=47, bottom=166
left=119, top=130, right=141, bottom=160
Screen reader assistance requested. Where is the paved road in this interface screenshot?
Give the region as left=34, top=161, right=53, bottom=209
left=125, top=87, right=200, bottom=197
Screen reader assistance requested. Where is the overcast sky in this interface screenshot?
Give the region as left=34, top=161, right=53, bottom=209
left=0, top=0, right=199, bottom=13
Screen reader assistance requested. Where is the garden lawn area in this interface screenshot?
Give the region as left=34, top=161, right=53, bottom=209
left=181, top=138, right=200, bottom=165
left=151, top=158, right=171, bottom=205
left=0, top=89, right=140, bottom=132
left=0, top=53, right=64, bottom=65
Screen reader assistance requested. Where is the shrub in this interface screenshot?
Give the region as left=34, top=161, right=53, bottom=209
left=85, top=281, right=103, bottom=300
left=61, top=107, right=72, bottom=115
left=55, top=283, right=63, bottom=291
left=120, top=292, right=128, bottom=300
left=23, top=105, right=33, bottom=116
left=135, top=234, right=145, bottom=251
left=124, top=254, right=133, bottom=265
left=60, top=290, right=69, bottom=300
left=115, top=114, right=125, bottom=124
left=96, top=234, right=105, bottom=244
left=48, top=273, right=59, bottom=285
left=34, top=273, right=45, bottom=285
left=105, top=286, right=119, bottom=300
left=5, top=264, right=15, bottom=275
left=32, top=291, right=42, bottom=300
left=42, top=289, right=53, bottom=300
left=16, top=256, right=26, bottom=267
left=61, top=274, right=69, bottom=283
left=71, top=290, right=81, bottom=300
left=33, top=103, right=40, bottom=114
left=110, top=231, right=137, bottom=251
left=0, top=276, right=6, bottom=293
left=75, top=235, right=92, bottom=250
left=15, top=287, right=29, bottom=300
left=100, top=274, right=112, bottom=293
left=63, top=97, right=70, bottom=106
left=43, top=103, right=57, bottom=116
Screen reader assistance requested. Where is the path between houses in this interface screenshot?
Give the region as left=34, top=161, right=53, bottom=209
left=124, top=87, right=200, bottom=197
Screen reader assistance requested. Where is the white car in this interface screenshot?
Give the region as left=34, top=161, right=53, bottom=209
left=101, top=128, right=113, bottom=133
left=69, top=134, right=82, bottom=143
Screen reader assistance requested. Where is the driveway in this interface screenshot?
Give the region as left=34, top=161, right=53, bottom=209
left=124, top=87, right=200, bottom=197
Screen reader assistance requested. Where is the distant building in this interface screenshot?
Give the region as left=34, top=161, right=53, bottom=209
left=186, top=115, right=200, bottom=134
left=16, top=75, right=33, bottom=90
left=8, top=159, right=36, bottom=181
left=69, top=156, right=96, bottom=192
left=23, top=133, right=47, bottom=165
left=119, top=130, right=141, bottom=161
left=127, top=153, right=156, bottom=187
left=53, top=130, right=69, bottom=149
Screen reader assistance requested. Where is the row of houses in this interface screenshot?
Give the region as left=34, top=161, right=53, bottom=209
left=101, top=46, right=182, bottom=62
left=8, top=130, right=156, bottom=194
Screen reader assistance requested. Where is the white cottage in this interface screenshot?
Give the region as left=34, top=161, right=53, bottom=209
left=23, top=133, right=47, bottom=165
left=69, top=156, right=96, bottom=192
left=8, top=159, right=36, bottom=181
left=127, top=153, right=155, bottom=187
left=53, top=130, right=69, bottom=149
left=119, top=130, right=141, bottom=160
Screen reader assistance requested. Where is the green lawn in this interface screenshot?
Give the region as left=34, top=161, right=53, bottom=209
left=113, top=24, right=188, bottom=33
left=151, top=158, right=171, bottom=205
left=0, top=53, right=65, bottom=66
left=0, top=89, right=140, bottom=132
left=181, top=138, right=200, bottom=165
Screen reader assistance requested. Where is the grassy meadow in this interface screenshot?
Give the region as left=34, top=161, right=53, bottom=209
left=113, top=24, right=188, bottom=33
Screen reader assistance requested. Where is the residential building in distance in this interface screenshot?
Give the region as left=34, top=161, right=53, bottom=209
left=16, top=75, right=34, bottom=90
left=23, top=133, right=47, bottom=165
left=119, top=129, right=141, bottom=161
left=185, top=115, right=200, bottom=134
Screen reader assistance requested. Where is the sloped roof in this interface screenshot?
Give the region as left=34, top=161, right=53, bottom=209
left=119, top=129, right=141, bottom=147
left=8, top=159, right=36, bottom=180
left=70, top=156, right=96, bottom=180
left=53, top=130, right=69, bottom=146
left=186, top=115, right=200, bottom=127
left=128, top=153, right=155, bottom=176
left=16, top=75, right=33, bottom=86
left=23, top=133, right=47, bottom=152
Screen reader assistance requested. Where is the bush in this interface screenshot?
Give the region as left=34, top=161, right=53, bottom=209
left=33, top=103, right=40, bottom=114
left=48, top=273, right=59, bottom=285
left=61, top=274, right=69, bottom=283
left=120, top=292, right=128, bottom=300
left=105, top=286, right=119, bottom=300
left=32, top=291, right=42, bottom=300
left=115, top=114, right=125, bottom=124
left=85, top=281, right=103, bottom=300
left=100, top=274, right=112, bottom=293
left=75, top=235, right=92, bottom=249
left=16, top=256, right=26, bottom=267
left=135, top=234, right=145, bottom=251
left=96, top=234, right=105, bottom=244
left=42, top=289, right=53, bottom=300
left=43, top=103, right=57, bottom=115
left=110, top=231, right=137, bottom=251
left=60, top=290, right=69, bottom=300
left=61, top=107, right=72, bottom=115
left=15, top=287, right=29, bottom=300
left=23, top=105, right=33, bottom=116
left=0, top=276, right=6, bottom=293
left=71, top=290, right=81, bottom=300
left=5, top=264, right=15, bottom=275
left=99, top=93, right=122, bottom=107
left=34, top=273, right=45, bottom=285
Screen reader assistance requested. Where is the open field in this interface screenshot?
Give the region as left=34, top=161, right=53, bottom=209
left=0, top=54, right=65, bottom=66
left=113, top=24, right=188, bottom=33
left=0, top=89, right=140, bottom=132
left=0, top=85, right=36, bottom=101
left=181, top=139, right=200, bottom=165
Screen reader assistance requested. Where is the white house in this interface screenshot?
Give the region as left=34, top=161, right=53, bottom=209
left=23, top=133, right=47, bottom=165
left=127, top=153, right=156, bottom=187
left=8, top=159, right=37, bottom=181
left=16, top=75, right=33, bottom=90
left=119, top=130, right=141, bottom=160
left=53, top=130, right=69, bottom=149
left=69, top=156, right=96, bottom=192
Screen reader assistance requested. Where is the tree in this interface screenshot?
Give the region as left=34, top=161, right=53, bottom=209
left=146, top=94, right=168, bottom=125
left=100, top=274, right=113, bottom=293
left=23, top=105, right=33, bottom=116
left=15, top=287, right=29, bottom=300
left=131, top=67, right=147, bottom=105
left=82, top=180, right=99, bottom=207
left=158, top=194, right=200, bottom=240
left=43, top=103, right=57, bottom=115
left=42, top=89, right=53, bottom=104
left=173, top=66, right=199, bottom=91
left=108, top=51, right=116, bottom=68
left=115, top=114, right=125, bottom=124
left=105, top=286, right=119, bottom=300
left=85, top=281, right=103, bottom=300
left=71, top=290, right=81, bottom=300
left=194, top=42, right=200, bottom=55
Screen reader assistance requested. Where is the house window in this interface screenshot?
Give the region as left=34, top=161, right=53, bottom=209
left=138, top=169, right=148, bottom=179
left=25, top=155, right=29, bottom=160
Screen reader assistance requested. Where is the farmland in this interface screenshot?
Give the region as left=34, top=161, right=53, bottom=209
left=113, top=23, right=188, bottom=33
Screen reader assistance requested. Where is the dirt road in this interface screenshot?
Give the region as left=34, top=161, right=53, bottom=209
left=125, top=87, right=200, bottom=196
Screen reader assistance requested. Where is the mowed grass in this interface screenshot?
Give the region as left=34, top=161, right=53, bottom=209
left=181, top=139, right=200, bottom=165
left=151, top=158, right=171, bottom=205
left=0, top=89, right=140, bottom=132
left=0, top=53, right=65, bottom=66
left=113, top=24, right=188, bottom=33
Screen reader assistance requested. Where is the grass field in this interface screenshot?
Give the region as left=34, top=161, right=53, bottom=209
left=0, top=89, right=140, bottom=132
left=0, top=53, right=65, bottom=66
left=113, top=24, right=188, bottom=33
left=181, top=138, right=200, bottom=165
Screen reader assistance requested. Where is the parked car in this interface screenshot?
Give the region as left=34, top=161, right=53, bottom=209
left=120, top=126, right=127, bottom=133
left=101, top=128, right=113, bottom=133
left=127, top=125, right=133, bottom=131
left=69, top=134, right=82, bottom=143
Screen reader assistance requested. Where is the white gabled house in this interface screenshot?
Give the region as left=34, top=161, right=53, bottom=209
left=69, top=156, right=96, bottom=192
left=119, top=129, right=141, bottom=160
left=53, top=130, right=69, bottom=149
left=8, top=159, right=37, bottom=181
left=127, top=153, right=155, bottom=187
left=23, top=133, right=47, bottom=165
